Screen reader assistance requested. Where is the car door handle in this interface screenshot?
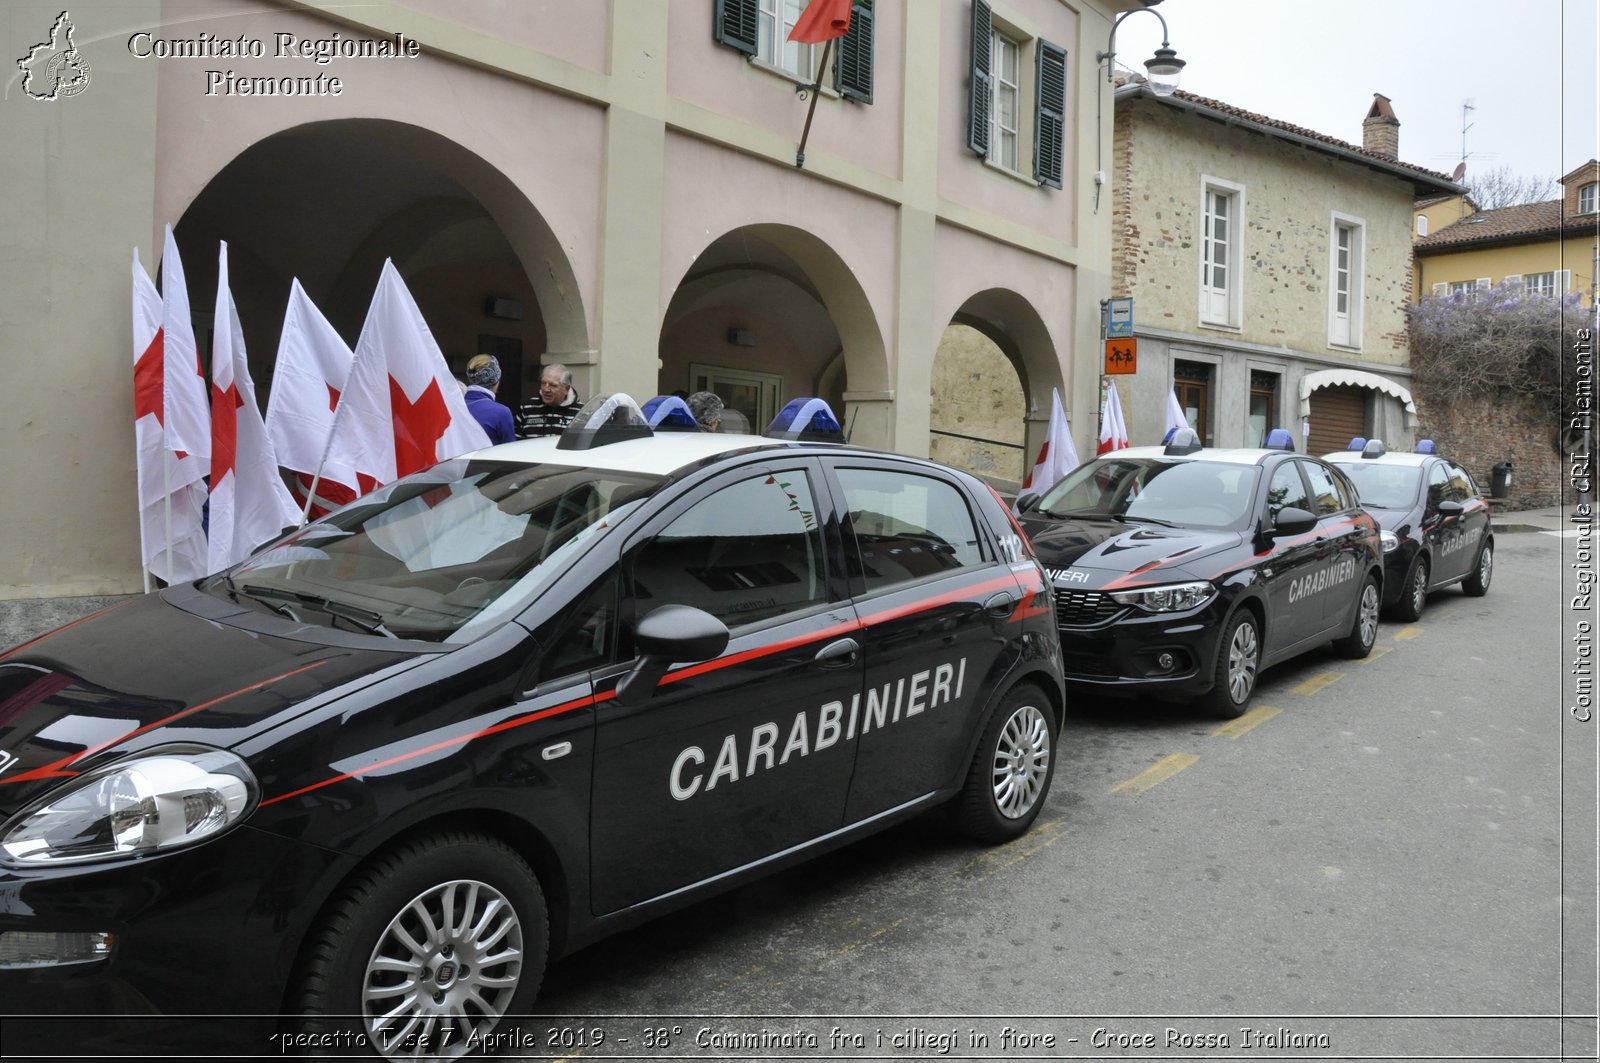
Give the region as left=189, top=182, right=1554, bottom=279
left=985, top=591, right=1018, bottom=619
left=814, top=638, right=860, bottom=667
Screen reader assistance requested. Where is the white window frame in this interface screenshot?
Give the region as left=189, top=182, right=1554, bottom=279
left=689, top=363, right=784, bottom=428
left=756, top=0, right=816, bottom=81
left=1328, top=212, right=1366, bottom=349
left=1524, top=271, right=1556, bottom=298
left=1581, top=182, right=1598, bottom=215
left=988, top=28, right=1021, bottom=173
left=1415, top=215, right=1428, bottom=237
left=1198, top=176, right=1246, bottom=329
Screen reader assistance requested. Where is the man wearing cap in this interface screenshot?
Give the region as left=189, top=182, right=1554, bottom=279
left=463, top=354, right=516, bottom=445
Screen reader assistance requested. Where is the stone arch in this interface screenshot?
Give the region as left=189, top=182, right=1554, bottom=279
left=172, top=118, right=586, bottom=417
left=660, top=223, right=887, bottom=443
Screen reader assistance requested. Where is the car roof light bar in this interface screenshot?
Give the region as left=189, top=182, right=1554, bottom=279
left=1348, top=436, right=1367, bottom=451
left=1415, top=439, right=1437, bottom=454
left=1263, top=428, right=1296, bottom=451
left=765, top=398, right=845, bottom=443
left=642, top=395, right=700, bottom=432
left=1163, top=427, right=1202, bottom=455
left=1361, top=439, right=1386, bottom=459
left=556, top=393, right=654, bottom=450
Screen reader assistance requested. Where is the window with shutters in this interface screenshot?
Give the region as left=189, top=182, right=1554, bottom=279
left=713, top=0, right=874, bottom=102
left=1328, top=213, right=1365, bottom=349
left=966, top=1, right=1068, bottom=188
left=1198, top=176, right=1245, bottom=328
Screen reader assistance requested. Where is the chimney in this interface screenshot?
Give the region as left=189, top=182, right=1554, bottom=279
left=1362, top=93, right=1399, bottom=159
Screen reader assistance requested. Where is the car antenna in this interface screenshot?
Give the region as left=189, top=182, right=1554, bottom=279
left=846, top=405, right=858, bottom=443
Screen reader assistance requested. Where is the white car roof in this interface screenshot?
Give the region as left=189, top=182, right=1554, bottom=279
left=1323, top=450, right=1434, bottom=467
left=472, top=431, right=813, bottom=477
left=1109, top=445, right=1286, bottom=466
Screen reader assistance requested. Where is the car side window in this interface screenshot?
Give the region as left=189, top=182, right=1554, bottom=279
left=629, top=469, right=826, bottom=629
left=837, top=467, right=984, bottom=593
left=1301, top=461, right=1346, bottom=516
left=1426, top=464, right=1451, bottom=510
left=1446, top=461, right=1477, bottom=500
left=535, top=573, right=618, bottom=684
left=1266, top=462, right=1311, bottom=524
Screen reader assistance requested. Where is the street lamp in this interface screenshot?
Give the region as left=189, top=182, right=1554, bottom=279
left=1098, top=7, right=1186, bottom=97
left=1094, top=5, right=1186, bottom=212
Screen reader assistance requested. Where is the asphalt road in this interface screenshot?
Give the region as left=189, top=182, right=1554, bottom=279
left=524, top=528, right=1596, bottom=1062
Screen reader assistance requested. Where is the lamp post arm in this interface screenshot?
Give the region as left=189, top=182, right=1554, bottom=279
left=1098, top=7, right=1173, bottom=82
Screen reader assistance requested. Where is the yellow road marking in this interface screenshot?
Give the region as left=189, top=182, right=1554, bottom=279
left=1214, top=705, right=1281, bottom=739
left=837, top=916, right=904, bottom=955
left=1393, top=626, right=1424, bottom=641
left=1110, top=753, right=1198, bottom=795
left=1355, top=645, right=1392, bottom=664
left=1292, top=672, right=1343, bottom=696
left=958, top=815, right=1065, bottom=875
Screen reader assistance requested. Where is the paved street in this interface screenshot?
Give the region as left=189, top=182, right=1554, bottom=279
left=525, top=522, right=1596, bottom=1060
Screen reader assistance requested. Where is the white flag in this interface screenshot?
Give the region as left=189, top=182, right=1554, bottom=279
left=264, top=280, right=364, bottom=517
left=209, top=243, right=299, bottom=572
left=1016, top=388, right=1079, bottom=512
left=132, top=247, right=207, bottom=584
left=343, top=260, right=490, bottom=487
left=1165, top=388, right=1190, bottom=440
left=1097, top=381, right=1129, bottom=455
left=160, top=225, right=211, bottom=467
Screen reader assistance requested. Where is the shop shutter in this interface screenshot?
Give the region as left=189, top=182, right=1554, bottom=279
left=1307, top=385, right=1368, bottom=456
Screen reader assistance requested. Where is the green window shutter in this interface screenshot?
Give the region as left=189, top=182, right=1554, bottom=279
left=1033, top=40, right=1067, bottom=188
left=967, top=0, right=992, bottom=157
left=834, top=1, right=874, bottom=103
left=714, top=0, right=758, bottom=55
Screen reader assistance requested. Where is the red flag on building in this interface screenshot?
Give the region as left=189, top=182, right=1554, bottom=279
left=208, top=242, right=299, bottom=571
left=788, top=0, right=854, bottom=43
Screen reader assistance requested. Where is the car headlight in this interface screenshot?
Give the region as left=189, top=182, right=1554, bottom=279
left=1108, top=581, right=1216, bottom=613
left=1380, top=531, right=1398, bottom=554
left=0, top=746, right=258, bottom=867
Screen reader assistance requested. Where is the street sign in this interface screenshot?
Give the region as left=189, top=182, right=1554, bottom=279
left=1104, top=337, right=1137, bottom=374
left=1106, top=297, right=1134, bottom=338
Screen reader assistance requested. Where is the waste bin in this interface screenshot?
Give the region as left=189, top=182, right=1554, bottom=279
left=1490, top=461, right=1514, bottom=499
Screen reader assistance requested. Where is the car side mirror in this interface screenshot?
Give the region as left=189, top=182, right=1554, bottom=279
left=1437, top=499, right=1463, bottom=517
left=1016, top=494, right=1039, bottom=514
left=1270, top=507, right=1318, bottom=537
left=615, top=604, right=730, bottom=706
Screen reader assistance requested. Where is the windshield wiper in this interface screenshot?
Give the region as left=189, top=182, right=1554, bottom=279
left=243, top=584, right=397, bottom=638
left=221, top=575, right=302, bottom=621
left=1041, top=509, right=1119, bottom=521
left=1115, top=513, right=1178, bottom=527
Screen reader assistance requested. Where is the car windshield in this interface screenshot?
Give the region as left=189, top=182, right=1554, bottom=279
left=1331, top=462, right=1422, bottom=509
left=201, top=457, right=663, bottom=643
left=1035, top=458, right=1260, bottom=530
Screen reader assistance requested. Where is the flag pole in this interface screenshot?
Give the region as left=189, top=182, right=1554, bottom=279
left=795, top=38, right=834, bottom=169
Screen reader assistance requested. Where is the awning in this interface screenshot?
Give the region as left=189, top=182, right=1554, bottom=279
left=1298, top=368, right=1416, bottom=424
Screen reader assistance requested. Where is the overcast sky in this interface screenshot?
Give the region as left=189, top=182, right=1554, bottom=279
left=1110, top=0, right=1599, bottom=187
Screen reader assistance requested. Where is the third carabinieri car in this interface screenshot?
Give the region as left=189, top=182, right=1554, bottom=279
left=1017, top=429, right=1383, bottom=717
left=1322, top=438, right=1493, bottom=622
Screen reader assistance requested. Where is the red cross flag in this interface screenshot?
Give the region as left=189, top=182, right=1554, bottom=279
left=341, top=260, right=491, bottom=489
left=208, top=242, right=299, bottom=571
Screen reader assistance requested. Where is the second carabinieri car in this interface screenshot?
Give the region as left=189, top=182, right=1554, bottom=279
left=1017, top=429, right=1383, bottom=718
left=1322, top=438, right=1493, bottom=622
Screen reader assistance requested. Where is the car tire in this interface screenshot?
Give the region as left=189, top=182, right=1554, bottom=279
left=1199, top=609, right=1260, bottom=719
left=949, top=684, right=1056, bottom=843
left=1463, top=539, right=1493, bottom=597
left=1333, top=574, right=1381, bottom=659
left=296, top=831, right=547, bottom=1059
left=1389, top=555, right=1428, bottom=623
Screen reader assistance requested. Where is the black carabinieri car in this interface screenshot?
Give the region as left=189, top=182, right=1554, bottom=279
left=1017, top=430, right=1383, bottom=718
left=1322, top=438, right=1493, bottom=621
left=0, top=396, right=1063, bottom=1059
